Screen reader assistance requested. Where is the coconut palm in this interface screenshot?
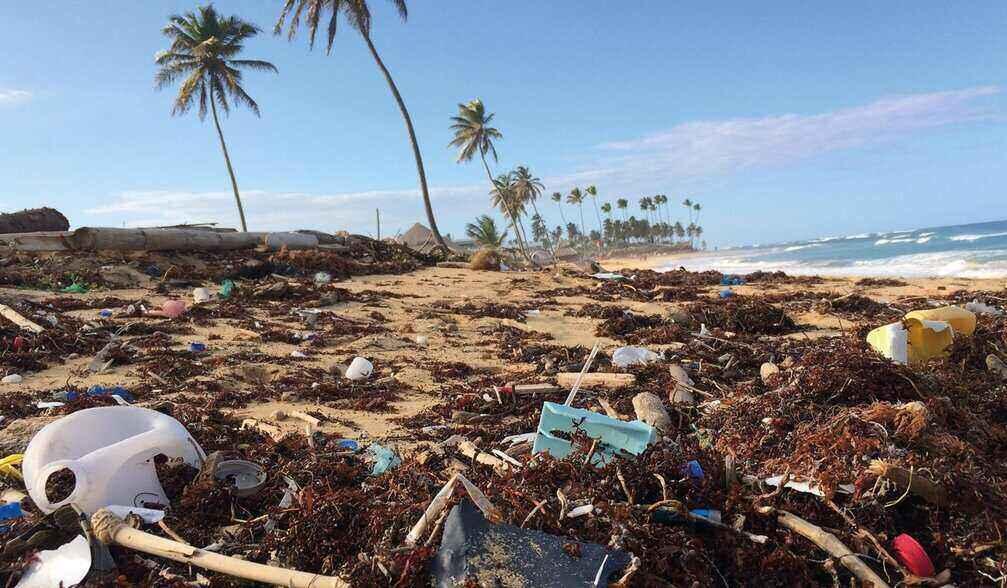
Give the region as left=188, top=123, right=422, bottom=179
left=585, top=185, right=602, bottom=233
left=674, top=221, right=685, bottom=242
left=566, top=188, right=587, bottom=238
left=465, top=215, right=507, bottom=248
left=693, top=202, right=702, bottom=225
left=512, top=166, right=545, bottom=218
left=616, top=198, right=628, bottom=221
left=600, top=202, right=612, bottom=218
left=639, top=197, right=653, bottom=224
left=276, top=0, right=448, bottom=250
left=156, top=6, right=277, bottom=232
left=682, top=198, right=694, bottom=225
left=448, top=99, right=531, bottom=260
left=653, top=194, right=667, bottom=226
left=550, top=192, right=568, bottom=225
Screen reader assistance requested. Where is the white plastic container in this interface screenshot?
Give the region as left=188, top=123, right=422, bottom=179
left=22, top=406, right=205, bottom=515
left=345, top=357, right=373, bottom=380
left=192, top=287, right=212, bottom=303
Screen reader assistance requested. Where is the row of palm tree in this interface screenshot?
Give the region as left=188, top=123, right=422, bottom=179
left=156, top=0, right=450, bottom=249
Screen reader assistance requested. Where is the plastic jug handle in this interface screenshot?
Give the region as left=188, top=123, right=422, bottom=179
left=33, top=459, right=87, bottom=512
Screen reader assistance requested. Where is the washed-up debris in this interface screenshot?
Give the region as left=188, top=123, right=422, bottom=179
left=611, top=345, right=660, bottom=367
left=533, top=401, right=656, bottom=466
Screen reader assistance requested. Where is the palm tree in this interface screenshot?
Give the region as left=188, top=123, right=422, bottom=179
left=512, top=165, right=545, bottom=219
left=566, top=188, right=586, bottom=238
left=448, top=99, right=531, bottom=260
left=465, top=215, right=507, bottom=248
left=653, top=194, right=667, bottom=226
left=639, top=197, right=653, bottom=225
left=693, top=202, right=702, bottom=225
left=276, top=0, right=448, bottom=251
left=673, top=221, right=685, bottom=242
left=682, top=198, right=694, bottom=225
left=600, top=202, right=612, bottom=219
left=616, top=198, right=628, bottom=221
left=156, top=6, right=277, bottom=232
left=585, top=185, right=603, bottom=233
left=550, top=192, right=568, bottom=225
left=490, top=172, right=529, bottom=245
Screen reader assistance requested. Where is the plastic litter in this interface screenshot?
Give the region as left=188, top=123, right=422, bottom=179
left=533, top=402, right=656, bottom=467
left=611, top=346, right=661, bottom=368
left=415, top=335, right=429, bottom=347
left=0, top=501, right=24, bottom=531
left=14, top=534, right=90, bottom=588
left=60, top=283, right=88, bottom=294
left=721, top=275, right=745, bottom=286
left=892, top=533, right=935, bottom=578
left=53, top=385, right=135, bottom=404
left=192, top=287, right=212, bottom=303
left=432, top=500, right=630, bottom=588
left=336, top=439, right=360, bottom=451
left=1, top=374, right=22, bottom=385
left=965, top=300, right=1002, bottom=317
left=219, top=279, right=235, bottom=299
left=214, top=460, right=267, bottom=497
left=904, top=305, right=976, bottom=337
left=23, top=406, right=206, bottom=514
left=690, top=508, right=722, bottom=523
left=867, top=318, right=954, bottom=365
left=366, top=443, right=401, bottom=476
left=98, top=309, right=113, bottom=318
left=590, top=272, right=625, bottom=281
left=683, top=460, right=704, bottom=480
left=189, top=342, right=207, bottom=353
left=345, top=357, right=373, bottom=381
left=159, top=299, right=187, bottom=319
left=0, top=454, right=24, bottom=480
left=719, top=288, right=734, bottom=299
left=105, top=505, right=166, bottom=524
left=314, top=271, right=332, bottom=285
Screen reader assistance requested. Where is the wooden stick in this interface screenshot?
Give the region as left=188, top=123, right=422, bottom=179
left=557, top=372, right=634, bottom=390
left=445, top=436, right=508, bottom=471
left=758, top=506, right=889, bottom=588
left=597, top=398, right=624, bottom=420
left=868, top=460, right=945, bottom=506
left=0, top=304, right=44, bottom=334
left=91, top=509, right=348, bottom=588
left=405, top=474, right=458, bottom=546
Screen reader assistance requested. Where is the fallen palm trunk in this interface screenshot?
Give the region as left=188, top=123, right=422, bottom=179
left=90, top=508, right=349, bottom=588
left=0, top=207, right=69, bottom=234
left=757, top=506, right=890, bottom=587
left=0, top=227, right=319, bottom=252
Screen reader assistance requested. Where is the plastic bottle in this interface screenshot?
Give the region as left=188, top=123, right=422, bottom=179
left=22, top=406, right=205, bottom=515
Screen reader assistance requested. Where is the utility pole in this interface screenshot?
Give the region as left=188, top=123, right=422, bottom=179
left=376, top=209, right=381, bottom=241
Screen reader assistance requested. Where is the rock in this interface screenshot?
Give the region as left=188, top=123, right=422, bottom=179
left=668, top=364, right=695, bottom=404
left=760, top=362, right=781, bottom=384
left=632, top=393, right=673, bottom=434
left=987, top=354, right=1007, bottom=379
left=1, top=374, right=22, bottom=384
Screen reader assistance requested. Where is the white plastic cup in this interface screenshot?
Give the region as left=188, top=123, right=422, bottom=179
left=192, top=288, right=212, bottom=303
left=345, top=357, right=373, bottom=381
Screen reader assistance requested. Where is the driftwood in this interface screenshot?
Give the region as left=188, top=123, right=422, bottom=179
left=91, top=509, right=348, bottom=588
left=0, top=227, right=319, bottom=252
left=758, top=506, right=890, bottom=587
left=0, top=304, right=44, bottom=334
left=445, top=435, right=508, bottom=471
left=632, top=393, right=672, bottom=433
left=0, top=207, right=68, bottom=234
left=868, top=460, right=945, bottom=506
left=557, top=372, right=635, bottom=390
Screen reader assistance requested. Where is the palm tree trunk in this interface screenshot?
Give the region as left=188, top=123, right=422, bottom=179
left=209, top=89, right=248, bottom=232
left=480, top=153, right=532, bottom=262
left=362, top=33, right=448, bottom=252
left=578, top=205, right=586, bottom=238
left=555, top=202, right=567, bottom=225
left=591, top=199, right=603, bottom=233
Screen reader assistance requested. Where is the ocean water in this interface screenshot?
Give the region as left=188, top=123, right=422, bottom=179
left=661, top=219, right=1007, bottom=278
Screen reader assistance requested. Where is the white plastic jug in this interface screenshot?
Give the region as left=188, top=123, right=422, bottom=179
left=22, top=406, right=205, bottom=515
left=345, top=357, right=373, bottom=380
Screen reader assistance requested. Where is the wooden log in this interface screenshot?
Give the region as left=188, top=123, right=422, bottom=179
left=632, top=393, right=672, bottom=433
left=28, top=227, right=322, bottom=252
left=557, top=372, right=635, bottom=390
left=758, top=506, right=889, bottom=588
left=0, top=207, right=69, bottom=234
left=91, top=509, right=348, bottom=588
left=0, top=304, right=44, bottom=334
left=868, top=460, right=945, bottom=506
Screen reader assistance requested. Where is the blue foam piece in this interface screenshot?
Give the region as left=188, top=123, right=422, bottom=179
left=532, top=402, right=656, bottom=467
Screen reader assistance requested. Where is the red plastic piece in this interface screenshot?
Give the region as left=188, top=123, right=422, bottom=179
left=893, top=533, right=935, bottom=577
left=12, top=336, right=24, bottom=352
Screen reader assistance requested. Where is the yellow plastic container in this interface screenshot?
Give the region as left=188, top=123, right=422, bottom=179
left=867, top=318, right=955, bottom=365
left=905, top=306, right=976, bottom=336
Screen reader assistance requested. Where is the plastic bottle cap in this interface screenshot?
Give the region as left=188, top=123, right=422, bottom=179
left=893, top=533, right=935, bottom=577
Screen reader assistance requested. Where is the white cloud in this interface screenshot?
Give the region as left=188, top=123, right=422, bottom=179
left=0, top=89, right=31, bottom=105
left=597, top=86, right=1000, bottom=182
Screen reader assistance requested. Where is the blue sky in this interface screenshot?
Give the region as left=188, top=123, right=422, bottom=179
left=0, top=1, right=1004, bottom=246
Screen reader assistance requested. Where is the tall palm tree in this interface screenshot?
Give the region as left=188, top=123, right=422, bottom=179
left=156, top=6, right=277, bottom=232
left=550, top=192, right=568, bottom=225
left=639, top=197, right=653, bottom=225
left=673, top=221, right=685, bottom=242
left=682, top=198, right=694, bottom=226
left=585, top=185, right=602, bottom=233
left=490, top=172, right=531, bottom=249
left=512, top=166, right=545, bottom=219
left=653, top=194, right=667, bottom=226
left=448, top=99, right=531, bottom=260
left=693, top=202, right=702, bottom=225
left=600, top=202, right=612, bottom=219
left=276, top=0, right=448, bottom=251
left=465, top=215, right=507, bottom=248
left=616, top=198, right=628, bottom=221
left=566, top=188, right=586, bottom=238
